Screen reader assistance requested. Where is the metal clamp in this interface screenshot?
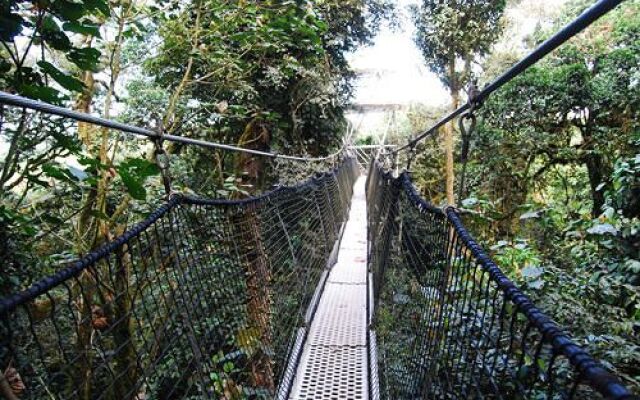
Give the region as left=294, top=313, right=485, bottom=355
left=457, top=83, right=481, bottom=202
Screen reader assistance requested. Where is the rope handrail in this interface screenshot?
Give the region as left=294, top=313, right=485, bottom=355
left=0, top=157, right=360, bottom=399
left=392, top=0, right=624, bottom=154
left=366, top=161, right=639, bottom=399
left=0, top=161, right=354, bottom=316
left=0, top=91, right=346, bottom=162
left=445, top=207, right=635, bottom=400
left=0, top=197, right=181, bottom=316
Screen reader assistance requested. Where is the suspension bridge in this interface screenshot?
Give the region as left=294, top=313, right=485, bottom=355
left=0, top=0, right=638, bottom=399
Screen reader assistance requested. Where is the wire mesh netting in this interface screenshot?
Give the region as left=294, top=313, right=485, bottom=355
left=366, top=161, right=638, bottom=400
left=0, top=157, right=359, bottom=400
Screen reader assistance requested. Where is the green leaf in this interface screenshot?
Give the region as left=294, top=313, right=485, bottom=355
left=0, top=58, right=11, bottom=73
left=41, top=16, right=72, bottom=51
left=119, top=158, right=160, bottom=178
left=118, top=168, right=147, bottom=200
left=26, top=174, right=50, bottom=188
left=83, top=0, right=110, bottom=16
left=42, top=163, right=78, bottom=184
left=67, top=47, right=101, bottom=72
left=0, top=12, right=23, bottom=41
left=51, top=0, right=86, bottom=21
left=50, top=129, right=82, bottom=152
left=37, top=61, right=85, bottom=92
left=17, top=84, right=62, bottom=103
left=78, top=156, right=108, bottom=171
left=116, top=158, right=160, bottom=201
left=62, top=21, right=101, bottom=38
left=223, top=361, right=234, bottom=373
left=624, top=259, right=640, bottom=273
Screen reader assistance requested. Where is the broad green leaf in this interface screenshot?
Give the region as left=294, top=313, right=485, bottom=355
left=17, top=84, right=62, bottom=103
left=587, top=223, right=618, bottom=235
left=0, top=12, right=23, bottom=41
left=37, top=61, right=85, bottom=92
left=51, top=0, right=86, bottom=21
left=116, top=158, right=160, bottom=200
left=42, top=164, right=78, bottom=184
left=83, top=0, right=111, bottom=16
left=78, top=156, right=108, bottom=170
left=62, top=21, right=101, bottom=38
left=67, top=47, right=101, bottom=72
left=26, top=174, right=50, bottom=187
left=119, top=158, right=160, bottom=178
left=118, top=168, right=147, bottom=200
left=624, top=259, right=640, bottom=273
left=521, top=265, right=543, bottom=279
left=41, top=16, right=72, bottom=51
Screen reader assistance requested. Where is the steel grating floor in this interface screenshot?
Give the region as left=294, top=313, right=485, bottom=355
left=290, top=176, right=370, bottom=400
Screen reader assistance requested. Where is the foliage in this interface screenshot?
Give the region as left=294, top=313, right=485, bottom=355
left=0, top=0, right=392, bottom=283
left=0, top=1, right=392, bottom=398
left=424, top=0, right=640, bottom=390
left=411, top=0, right=507, bottom=204
left=0, top=0, right=107, bottom=102
left=411, top=0, right=507, bottom=92
left=404, top=0, right=639, bottom=391
left=137, top=0, right=394, bottom=195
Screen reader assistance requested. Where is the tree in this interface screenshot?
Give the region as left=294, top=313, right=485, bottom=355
left=411, top=0, right=506, bottom=204
left=473, top=0, right=640, bottom=233
left=1, top=1, right=397, bottom=398
left=143, top=0, right=393, bottom=194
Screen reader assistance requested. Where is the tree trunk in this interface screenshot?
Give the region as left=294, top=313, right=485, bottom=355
left=111, top=242, right=139, bottom=400
left=584, top=151, right=608, bottom=217
left=231, top=209, right=275, bottom=392
left=235, top=119, right=270, bottom=195
left=73, top=8, right=132, bottom=395
left=72, top=38, right=98, bottom=400
left=580, top=124, right=610, bottom=217
left=75, top=71, right=96, bottom=148
left=445, top=58, right=459, bottom=205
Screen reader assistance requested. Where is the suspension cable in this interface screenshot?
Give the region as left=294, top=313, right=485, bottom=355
left=0, top=91, right=345, bottom=162
left=391, top=0, right=624, bottom=155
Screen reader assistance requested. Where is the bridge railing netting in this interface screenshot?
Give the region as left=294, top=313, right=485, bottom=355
left=366, top=161, right=637, bottom=400
left=0, top=157, right=359, bottom=400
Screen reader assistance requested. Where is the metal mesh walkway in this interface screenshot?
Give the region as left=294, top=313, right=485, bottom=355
left=289, top=177, right=370, bottom=400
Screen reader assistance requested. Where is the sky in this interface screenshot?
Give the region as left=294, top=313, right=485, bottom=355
left=347, top=0, right=447, bottom=109
left=346, top=0, right=567, bottom=138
